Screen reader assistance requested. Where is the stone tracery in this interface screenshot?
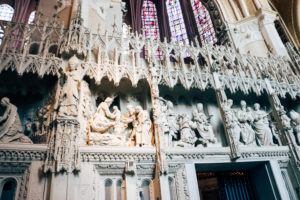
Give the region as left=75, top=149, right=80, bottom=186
left=0, top=0, right=299, bottom=199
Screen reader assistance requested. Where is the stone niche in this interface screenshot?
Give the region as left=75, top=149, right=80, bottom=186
left=225, top=89, right=281, bottom=146
left=159, top=85, right=227, bottom=148
left=280, top=95, right=300, bottom=145
left=0, top=70, right=57, bottom=144
left=84, top=77, right=153, bottom=147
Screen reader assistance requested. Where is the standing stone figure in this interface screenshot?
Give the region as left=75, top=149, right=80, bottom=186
left=165, top=101, right=179, bottom=147
left=290, top=110, right=300, bottom=144
left=252, top=103, right=274, bottom=146
left=58, top=55, right=82, bottom=117
left=192, top=103, right=217, bottom=144
left=0, top=97, right=32, bottom=143
left=134, top=106, right=152, bottom=147
left=223, top=99, right=241, bottom=144
left=90, top=97, right=115, bottom=133
left=237, top=101, right=256, bottom=146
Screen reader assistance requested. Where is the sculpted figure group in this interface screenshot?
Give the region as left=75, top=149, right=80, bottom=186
left=159, top=98, right=218, bottom=148
left=0, top=97, right=32, bottom=144
left=89, top=97, right=152, bottom=147
left=224, top=100, right=276, bottom=146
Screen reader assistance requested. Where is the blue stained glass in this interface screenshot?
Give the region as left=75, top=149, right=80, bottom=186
left=166, top=0, right=188, bottom=44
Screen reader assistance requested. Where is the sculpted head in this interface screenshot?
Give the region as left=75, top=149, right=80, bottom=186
left=197, top=103, right=204, bottom=112
left=240, top=100, right=246, bottom=108
left=227, top=99, right=233, bottom=108
left=104, top=97, right=113, bottom=106
left=167, top=101, right=173, bottom=109
left=126, top=105, right=135, bottom=115
left=68, top=55, right=79, bottom=70
left=135, top=106, right=143, bottom=113
left=290, top=110, right=299, bottom=121
left=254, top=103, right=260, bottom=111
left=113, top=106, right=118, bottom=111
left=0, top=97, right=10, bottom=107
left=192, top=109, right=198, bottom=117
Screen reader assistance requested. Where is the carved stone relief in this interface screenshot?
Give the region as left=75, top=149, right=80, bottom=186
left=289, top=110, right=300, bottom=145
left=88, top=97, right=153, bottom=147
left=0, top=97, right=32, bottom=144
left=224, top=99, right=279, bottom=147
left=157, top=97, right=219, bottom=148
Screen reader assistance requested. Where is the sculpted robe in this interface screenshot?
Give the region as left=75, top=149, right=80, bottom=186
left=0, top=104, right=32, bottom=143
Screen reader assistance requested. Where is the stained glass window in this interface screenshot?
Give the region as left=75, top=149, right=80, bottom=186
left=0, top=4, right=14, bottom=21
left=142, top=0, right=162, bottom=59
left=28, top=11, right=36, bottom=24
left=0, top=4, right=14, bottom=45
left=191, top=0, right=217, bottom=44
left=166, top=0, right=188, bottom=44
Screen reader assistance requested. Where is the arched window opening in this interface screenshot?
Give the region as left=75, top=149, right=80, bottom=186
left=166, top=0, right=188, bottom=45
left=0, top=4, right=14, bottom=45
left=116, top=179, right=123, bottom=200
left=0, top=4, right=14, bottom=21
left=28, top=11, right=36, bottom=24
left=105, top=179, right=113, bottom=200
left=0, top=179, right=17, bottom=200
left=140, top=180, right=150, bottom=200
left=141, top=0, right=162, bottom=60
left=29, top=43, right=39, bottom=55
left=191, top=0, right=217, bottom=44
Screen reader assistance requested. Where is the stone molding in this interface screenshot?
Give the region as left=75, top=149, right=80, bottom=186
left=0, top=144, right=47, bottom=161
left=80, top=147, right=156, bottom=162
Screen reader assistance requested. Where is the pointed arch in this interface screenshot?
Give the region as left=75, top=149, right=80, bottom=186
left=191, top=0, right=217, bottom=44
left=28, top=11, right=36, bottom=24
left=142, top=0, right=162, bottom=59
left=166, top=0, right=188, bottom=44
left=0, top=4, right=14, bottom=21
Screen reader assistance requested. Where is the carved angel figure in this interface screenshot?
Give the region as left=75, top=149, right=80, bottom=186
left=252, top=103, right=274, bottom=146
left=191, top=103, right=216, bottom=145
left=0, top=97, right=32, bottom=143
left=58, top=55, right=85, bottom=117
left=236, top=101, right=256, bottom=146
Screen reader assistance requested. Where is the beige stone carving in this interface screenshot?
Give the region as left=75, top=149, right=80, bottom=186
left=176, top=114, right=198, bottom=147
left=223, top=99, right=242, bottom=145
left=237, top=100, right=256, bottom=146
left=290, top=110, right=300, bottom=144
left=90, top=97, right=115, bottom=133
left=0, top=97, right=32, bottom=144
left=252, top=103, right=275, bottom=146
left=133, top=106, right=152, bottom=147
left=58, top=55, right=83, bottom=117
left=191, top=103, right=217, bottom=145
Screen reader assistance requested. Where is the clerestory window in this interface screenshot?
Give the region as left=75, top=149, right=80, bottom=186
left=191, top=0, right=217, bottom=44
left=0, top=4, right=14, bottom=21
left=28, top=11, right=36, bottom=24
left=0, top=4, right=14, bottom=45
left=141, top=0, right=162, bottom=59
left=166, top=0, right=188, bottom=44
